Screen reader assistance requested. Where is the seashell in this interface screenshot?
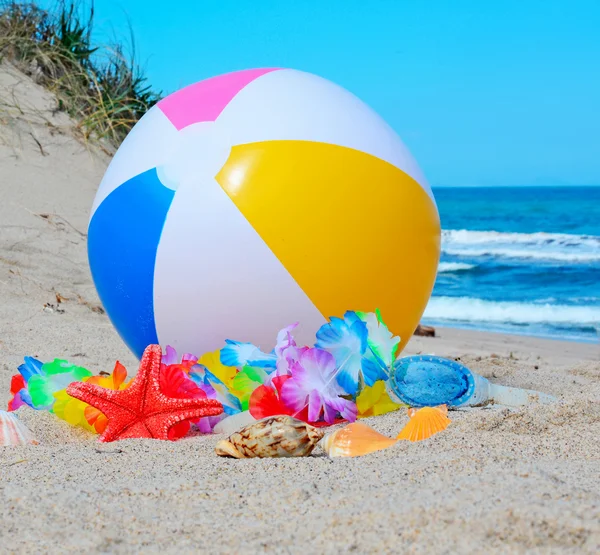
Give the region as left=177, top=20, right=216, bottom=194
left=320, top=422, right=398, bottom=458
left=0, top=410, right=38, bottom=446
left=396, top=405, right=450, bottom=442
left=215, top=415, right=324, bottom=458
left=387, top=355, right=556, bottom=408
left=213, top=410, right=256, bottom=436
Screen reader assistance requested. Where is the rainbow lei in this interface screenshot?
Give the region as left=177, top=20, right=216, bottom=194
left=7, top=310, right=405, bottom=435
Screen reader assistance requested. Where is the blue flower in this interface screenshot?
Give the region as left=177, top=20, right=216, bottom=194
left=315, top=311, right=387, bottom=396
left=18, top=356, right=43, bottom=382
left=14, top=356, right=44, bottom=409
left=219, top=339, right=277, bottom=369
left=189, top=365, right=242, bottom=416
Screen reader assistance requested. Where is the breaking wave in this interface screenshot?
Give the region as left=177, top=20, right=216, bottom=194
left=424, top=296, right=600, bottom=326
left=441, top=229, right=600, bottom=263
left=437, top=262, right=476, bottom=273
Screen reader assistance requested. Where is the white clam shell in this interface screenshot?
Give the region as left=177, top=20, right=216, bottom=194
left=213, top=410, right=257, bottom=435
left=0, top=410, right=38, bottom=446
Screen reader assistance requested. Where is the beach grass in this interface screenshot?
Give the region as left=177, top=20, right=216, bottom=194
left=0, top=0, right=160, bottom=147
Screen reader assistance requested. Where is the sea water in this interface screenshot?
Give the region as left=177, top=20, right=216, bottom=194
left=422, top=186, right=600, bottom=343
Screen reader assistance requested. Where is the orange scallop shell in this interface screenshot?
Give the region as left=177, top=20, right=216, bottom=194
left=396, top=405, right=450, bottom=442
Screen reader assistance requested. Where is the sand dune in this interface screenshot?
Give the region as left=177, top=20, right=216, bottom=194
left=1, top=65, right=599, bottom=553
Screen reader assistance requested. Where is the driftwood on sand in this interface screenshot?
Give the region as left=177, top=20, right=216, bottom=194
left=414, top=324, right=436, bottom=337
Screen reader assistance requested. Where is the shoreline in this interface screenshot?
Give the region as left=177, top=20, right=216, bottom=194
left=421, top=320, right=600, bottom=345
left=420, top=321, right=600, bottom=346
left=406, top=326, right=599, bottom=367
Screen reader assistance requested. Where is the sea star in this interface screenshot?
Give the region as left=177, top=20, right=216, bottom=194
left=66, top=345, right=223, bottom=442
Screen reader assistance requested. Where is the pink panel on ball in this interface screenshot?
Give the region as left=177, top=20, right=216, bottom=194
left=157, top=68, right=281, bottom=129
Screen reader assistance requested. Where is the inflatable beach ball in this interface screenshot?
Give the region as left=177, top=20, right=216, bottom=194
left=89, top=68, right=441, bottom=359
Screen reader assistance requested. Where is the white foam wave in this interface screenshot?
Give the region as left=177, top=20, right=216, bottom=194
left=438, top=262, right=476, bottom=273
left=443, top=247, right=600, bottom=263
left=443, top=229, right=600, bottom=248
left=442, top=229, right=600, bottom=263
left=424, top=297, right=600, bottom=326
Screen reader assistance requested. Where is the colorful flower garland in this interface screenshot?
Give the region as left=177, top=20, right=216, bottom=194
left=7, top=310, right=405, bottom=436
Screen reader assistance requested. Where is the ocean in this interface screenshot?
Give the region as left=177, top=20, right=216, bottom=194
left=422, top=186, right=600, bottom=343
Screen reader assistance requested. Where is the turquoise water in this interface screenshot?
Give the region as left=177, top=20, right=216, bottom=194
left=423, top=186, right=600, bottom=343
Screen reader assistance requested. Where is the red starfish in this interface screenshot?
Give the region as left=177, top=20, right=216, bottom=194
left=66, top=345, right=223, bottom=442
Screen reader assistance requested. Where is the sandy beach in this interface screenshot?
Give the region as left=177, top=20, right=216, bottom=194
left=1, top=63, right=599, bottom=553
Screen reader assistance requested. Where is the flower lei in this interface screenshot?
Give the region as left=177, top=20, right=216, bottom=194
left=7, top=310, right=404, bottom=434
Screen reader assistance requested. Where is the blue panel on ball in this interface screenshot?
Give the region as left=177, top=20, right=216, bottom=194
left=388, top=356, right=475, bottom=407
left=88, top=168, right=174, bottom=358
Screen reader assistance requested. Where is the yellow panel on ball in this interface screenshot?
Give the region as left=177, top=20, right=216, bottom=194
left=217, top=140, right=441, bottom=352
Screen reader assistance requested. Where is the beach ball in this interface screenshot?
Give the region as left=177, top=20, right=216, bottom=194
left=88, top=68, right=441, bottom=359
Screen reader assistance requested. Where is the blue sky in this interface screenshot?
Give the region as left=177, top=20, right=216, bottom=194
left=73, top=0, right=600, bottom=186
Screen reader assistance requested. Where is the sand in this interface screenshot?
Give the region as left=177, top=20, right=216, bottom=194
left=1, top=63, right=599, bottom=554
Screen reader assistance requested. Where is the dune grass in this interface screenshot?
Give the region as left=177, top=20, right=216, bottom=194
left=0, top=0, right=161, bottom=147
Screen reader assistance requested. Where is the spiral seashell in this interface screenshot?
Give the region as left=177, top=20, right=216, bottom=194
left=320, top=422, right=398, bottom=458
left=215, top=415, right=324, bottom=458
left=0, top=410, right=38, bottom=446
